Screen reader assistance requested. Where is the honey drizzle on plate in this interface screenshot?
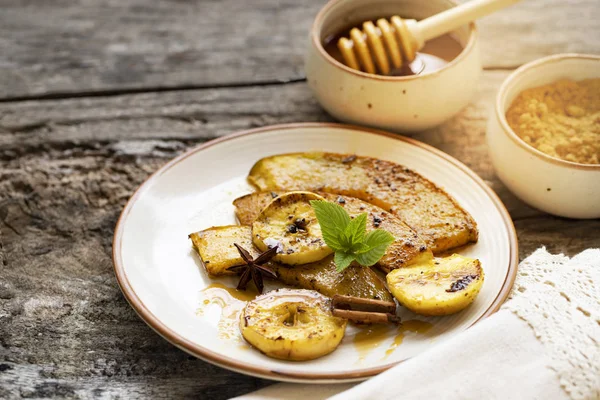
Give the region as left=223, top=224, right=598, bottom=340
left=384, top=320, right=433, bottom=358
left=203, top=282, right=257, bottom=302
left=198, top=284, right=433, bottom=357
left=353, top=320, right=433, bottom=361
left=196, top=283, right=257, bottom=340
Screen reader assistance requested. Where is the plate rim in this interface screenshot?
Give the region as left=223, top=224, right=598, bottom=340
left=112, top=122, right=519, bottom=382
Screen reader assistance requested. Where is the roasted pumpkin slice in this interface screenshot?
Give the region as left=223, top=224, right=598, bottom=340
left=271, top=255, right=393, bottom=302
left=234, top=191, right=279, bottom=225
left=247, top=152, right=478, bottom=253
left=189, top=225, right=259, bottom=276
left=234, top=191, right=433, bottom=272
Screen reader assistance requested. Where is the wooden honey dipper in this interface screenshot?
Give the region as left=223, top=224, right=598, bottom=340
left=337, top=0, right=521, bottom=75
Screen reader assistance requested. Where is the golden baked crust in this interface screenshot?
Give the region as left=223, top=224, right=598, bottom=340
left=247, top=152, right=478, bottom=253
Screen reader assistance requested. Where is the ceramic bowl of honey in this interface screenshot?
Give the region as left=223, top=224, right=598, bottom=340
left=305, top=0, right=480, bottom=132
left=487, top=53, right=600, bottom=219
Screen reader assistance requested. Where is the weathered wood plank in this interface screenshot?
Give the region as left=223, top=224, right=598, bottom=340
left=0, top=81, right=329, bottom=150
left=477, top=0, right=600, bottom=68
left=1, top=0, right=598, bottom=98
left=1, top=364, right=267, bottom=399
left=0, top=150, right=273, bottom=400
left=0, top=0, right=316, bottom=99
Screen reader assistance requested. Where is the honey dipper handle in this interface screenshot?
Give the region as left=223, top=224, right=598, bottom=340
left=417, top=0, right=522, bottom=43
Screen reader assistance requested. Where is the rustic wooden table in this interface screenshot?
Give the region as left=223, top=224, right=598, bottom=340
left=1, top=0, right=598, bottom=398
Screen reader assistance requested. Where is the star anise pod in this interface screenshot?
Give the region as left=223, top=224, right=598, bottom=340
left=227, top=243, right=278, bottom=294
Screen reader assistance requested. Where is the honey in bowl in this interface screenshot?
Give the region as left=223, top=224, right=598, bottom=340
left=323, top=22, right=463, bottom=76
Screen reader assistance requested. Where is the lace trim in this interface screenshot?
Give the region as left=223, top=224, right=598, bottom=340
left=502, top=248, right=600, bottom=400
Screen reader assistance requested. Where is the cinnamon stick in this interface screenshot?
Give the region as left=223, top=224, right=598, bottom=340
left=331, top=295, right=400, bottom=324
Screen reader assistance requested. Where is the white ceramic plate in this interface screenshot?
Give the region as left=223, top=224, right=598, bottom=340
left=113, top=123, right=518, bottom=383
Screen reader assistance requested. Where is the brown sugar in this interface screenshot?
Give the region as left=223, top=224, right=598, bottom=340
left=505, top=78, right=600, bottom=165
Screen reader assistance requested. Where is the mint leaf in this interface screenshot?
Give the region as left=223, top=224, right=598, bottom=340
left=350, top=242, right=370, bottom=254
left=355, top=230, right=396, bottom=266
left=310, top=200, right=350, bottom=251
left=364, top=229, right=396, bottom=247
left=338, top=229, right=353, bottom=249
left=344, top=213, right=367, bottom=245
left=311, top=200, right=395, bottom=272
left=355, top=247, right=387, bottom=267
left=334, top=251, right=355, bottom=272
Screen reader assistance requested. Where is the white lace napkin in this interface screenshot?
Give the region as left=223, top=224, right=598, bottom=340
left=233, top=248, right=600, bottom=400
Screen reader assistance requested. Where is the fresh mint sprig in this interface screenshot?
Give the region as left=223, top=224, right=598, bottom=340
left=310, top=200, right=395, bottom=272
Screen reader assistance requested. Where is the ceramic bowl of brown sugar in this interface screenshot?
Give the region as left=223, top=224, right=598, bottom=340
left=305, top=0, right=481, bottom=133
left=487, top=53, right=600, bottom=219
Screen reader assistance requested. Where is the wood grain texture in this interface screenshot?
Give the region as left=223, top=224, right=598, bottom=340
left=0, top=149, right=272, bottom=399
left=1, top=72, right=598, bottom=399
left=2, top=0, right=599, bottom=98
